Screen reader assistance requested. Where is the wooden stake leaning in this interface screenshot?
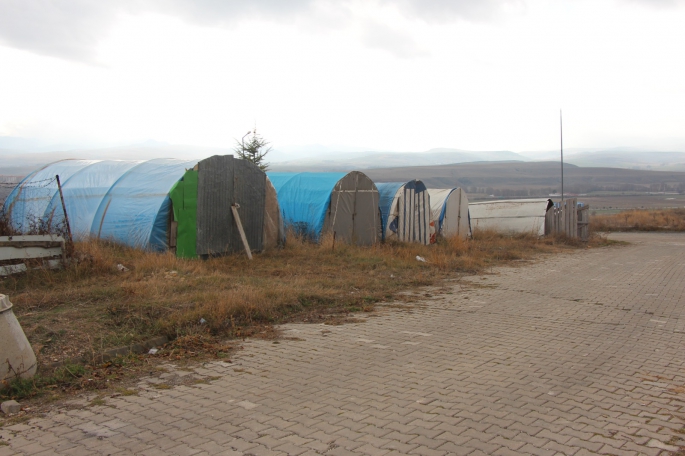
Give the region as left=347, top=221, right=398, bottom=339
left=55, top=175, right=73, bottom=243
left=231, top=204, right=253, bottom=260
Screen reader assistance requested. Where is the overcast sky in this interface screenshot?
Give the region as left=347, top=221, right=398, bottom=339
left=1, top=0, right=684, bottom=156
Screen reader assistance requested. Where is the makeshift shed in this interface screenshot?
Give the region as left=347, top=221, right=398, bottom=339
left=377, top=180, right=431, bottom=245
left=170, top=155, right=283, bottom=258
left=3, top=156, right=282, bottom=256
left=266, top=171, right=381, bottom=245
left=469, top=198, right=553, bottom=236
left=427, top=188, right=471, bottom=239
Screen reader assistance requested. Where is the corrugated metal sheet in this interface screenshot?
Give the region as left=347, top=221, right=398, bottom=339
left=469, top=198, right=553, bottom=236
left=196, top=155, right=268, bottom=256
left=197, top=155, right=235, bottom=256
left=233, top=159, right=266, bottom=252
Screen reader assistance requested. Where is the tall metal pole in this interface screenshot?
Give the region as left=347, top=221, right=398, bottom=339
left=55, top=175, right=73, bottom=243
left=560, top=109, right=564, bottom=202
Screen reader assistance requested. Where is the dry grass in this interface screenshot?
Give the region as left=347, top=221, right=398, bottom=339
left=590, top=208, right=685, bottom=232
left=0, top=230, right=604, bottom=367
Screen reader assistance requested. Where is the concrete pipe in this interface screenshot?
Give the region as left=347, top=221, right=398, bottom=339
left=0, top=294, right=37, bottom=382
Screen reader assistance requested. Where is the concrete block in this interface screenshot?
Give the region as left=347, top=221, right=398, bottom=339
left=0, top=294, right=37, bottom=382
left=1, top=400, right=21, bottom=415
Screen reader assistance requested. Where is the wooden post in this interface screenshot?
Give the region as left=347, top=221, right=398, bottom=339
left=577, top=204, right=590, bottom=241
left=565, top=198, right=577, bottom=238
left=231, top=204, right=253, bottom=260
left=169, top=221, right=178, bottom=248
left=55, top=175, right=73, bottom=243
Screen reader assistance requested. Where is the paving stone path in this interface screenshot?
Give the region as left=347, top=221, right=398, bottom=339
left=1, top=232, right=684, bottom=455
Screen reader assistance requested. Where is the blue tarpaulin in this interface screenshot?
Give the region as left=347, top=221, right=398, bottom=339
left=3, top=158, right=197, bottom=251
left=266, top=172, right=346, bottom=241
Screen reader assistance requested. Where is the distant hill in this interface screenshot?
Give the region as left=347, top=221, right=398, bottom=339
left=565, top=149, right=685, bottom=171
left=269, top=148, right=527, bottom=172
left=521, top=147, right=685, bottom=171
left=0, top=176, right=23, bottom=207
left=269, top=147, right=685, bottom=172
left=363, top=161, right=685, bottom=196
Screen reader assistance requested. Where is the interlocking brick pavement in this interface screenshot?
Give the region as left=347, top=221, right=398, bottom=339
left=1, top=232, right=684, bottom=455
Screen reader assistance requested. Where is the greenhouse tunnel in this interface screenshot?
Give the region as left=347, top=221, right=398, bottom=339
left=4, top=156, right=282, bottom=256
left=266, top=171, right=381, bottom=245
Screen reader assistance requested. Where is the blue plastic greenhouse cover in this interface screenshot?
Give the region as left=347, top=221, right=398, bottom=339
left=45, top=160, right=142, bottom=239
left=3, top=158, right=197, bottom=251
left=4, top=160, right=100, bottom=232
left=266, top=172, right=346, bottom=240
left=92, top=159, right=198, bottom=250
left=376, top=182, right=404, bottom=234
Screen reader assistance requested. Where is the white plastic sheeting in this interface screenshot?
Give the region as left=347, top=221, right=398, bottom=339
left=427, top=188, right=471, bottom=239
left=469, top=198, right=553, bottom=236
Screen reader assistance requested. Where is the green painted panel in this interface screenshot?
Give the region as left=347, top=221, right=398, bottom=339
left=169, top=169, right=198, bottom=258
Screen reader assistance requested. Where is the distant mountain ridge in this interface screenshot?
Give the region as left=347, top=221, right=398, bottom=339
left=2, top=135, right=685, bottom=175
left=268, top=148, right=685, bottom=172
left=268, top=148, right=527, bottom=172
left=363, top=161, right=685, bottom=196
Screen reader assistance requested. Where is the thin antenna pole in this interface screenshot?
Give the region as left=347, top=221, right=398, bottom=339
left=560, top=109, right=564, bottom=202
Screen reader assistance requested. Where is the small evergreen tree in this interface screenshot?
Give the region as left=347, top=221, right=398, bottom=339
left=235, top=130, right=272, bottom=171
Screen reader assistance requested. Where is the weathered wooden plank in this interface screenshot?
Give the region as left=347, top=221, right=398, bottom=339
left=169, top=221, right=178, bottom=248
left=231, top=205, right=253, bottom=260
left=0, top=241, right=63, bottom=248
left=0, top=235, right=64, bottom=242
left=397, top=189, right=405, bottom=241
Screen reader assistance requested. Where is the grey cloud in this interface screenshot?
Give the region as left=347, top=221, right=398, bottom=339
left=360, top=21, right=430, bottom=58
left=152, top=0, right=315, bottom=26
left=0, top=0, right=518, bottom=63
left=0, top=0, right=314, bottom=62
left=0, top=0, right=122, bottom=62
left=387, top=0, right=525, bottom=22
left=622, top=0, right=685, bottom=7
